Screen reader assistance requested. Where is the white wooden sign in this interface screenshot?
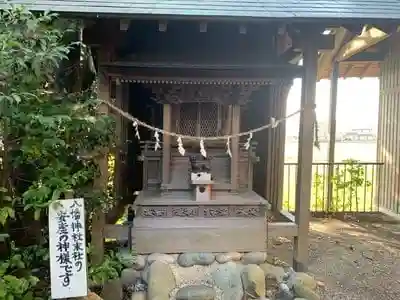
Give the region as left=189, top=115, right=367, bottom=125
left=49, top=198, right=88, bottom=299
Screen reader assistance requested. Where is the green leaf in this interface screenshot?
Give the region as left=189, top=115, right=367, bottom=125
left=0, top=208, right=9, bottom=225
left=33, top=209, right=41, bottom=221
left=2, top=196, right=12, bottom=202
left=11, top=93, right=21, bottom=103
left=6, top=294, right=14, bottom=300
left=22, top=291, right=34, bottom=300
left=51, top=189, right=61, bottom=200
left=26, top=276, right=39, bottom=287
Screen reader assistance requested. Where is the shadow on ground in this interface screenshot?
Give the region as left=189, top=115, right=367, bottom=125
left=267, top=217, right=400, bottom=300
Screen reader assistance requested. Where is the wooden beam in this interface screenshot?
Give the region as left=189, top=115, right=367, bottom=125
left=280, top=48, right=302, bottom=64
left=83, top=19, right=124, bottom=46
left=276, top=27, right=292, bottom=55
left=344, top=51, right=385, bottom=62
left=293, top=33, right=318, bottom=272
left=317, top=27, right=351, bottom=80
left=342, top=64, right=352, bottom=77
left=336, top=27, right=389, bottom=62
left=359, top=63, right=371, bottom=77
left=292, top=33, right=335, bottom=51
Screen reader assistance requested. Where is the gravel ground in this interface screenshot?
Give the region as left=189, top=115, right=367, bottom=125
left=267, top=218, right=400, bottom=300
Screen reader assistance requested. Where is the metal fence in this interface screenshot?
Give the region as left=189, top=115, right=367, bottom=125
left=283, top=162, right=383, bottom=212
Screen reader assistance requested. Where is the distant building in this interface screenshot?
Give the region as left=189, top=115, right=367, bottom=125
left=342, top=128, right=376, bottom=141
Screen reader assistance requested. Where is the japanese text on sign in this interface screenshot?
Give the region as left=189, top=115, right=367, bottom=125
left=49, top=198, right=87, bottom=299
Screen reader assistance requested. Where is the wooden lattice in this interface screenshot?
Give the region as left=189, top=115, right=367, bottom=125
left=179, top=104, right=197, bottom=136
left=176, top=103, right=220, bottom=137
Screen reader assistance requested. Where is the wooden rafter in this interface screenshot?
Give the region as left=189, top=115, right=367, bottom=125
left=317, top=27, right=351, bottom=80
left=359, top=63, right=371, bottom=77
left=336, top=27, right=390, bottom=62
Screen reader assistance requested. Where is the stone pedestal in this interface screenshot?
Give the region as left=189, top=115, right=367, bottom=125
left=133, top=196, right=269, bottom=254
left=123, top=192, right=319, bottom=299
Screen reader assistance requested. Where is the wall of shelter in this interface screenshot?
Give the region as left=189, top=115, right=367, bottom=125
left=243, top=83, right=291, bottom=211
left=377, top=36, right=400, bottom=215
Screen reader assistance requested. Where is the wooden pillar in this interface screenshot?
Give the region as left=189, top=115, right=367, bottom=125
left=114, top=79, right=123, bottom=201
left=162, top=104, right=171, bottom=186
left=273, top=83, right=291, bottom=211
left=326, top=61, right=339, bottom=211
left=293, top=35, right=318, bottom=272
left=114, top=80, right=130, bottom=199
left=91, top=53, right=110, bottom=265
left=265, top=94, right=274, bottom=202
left=231, top=105, right=240, bottom=191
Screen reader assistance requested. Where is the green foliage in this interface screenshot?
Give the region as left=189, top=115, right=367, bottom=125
left=283, top=159, right=373, bottom=212
left=0, top=5, right=118, bottom=298
left=0, top=244, right=48, bottom=300
left=0, top=6, right=114, bottom=219
left=88, top=248, right=130, bottom=286
left=311, top=159, right=372, bottom=212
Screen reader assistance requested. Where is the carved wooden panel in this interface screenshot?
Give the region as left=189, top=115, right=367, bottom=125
left=137, top=204, right=267, bottom=218
left=148, top=84, right=259, bottom=105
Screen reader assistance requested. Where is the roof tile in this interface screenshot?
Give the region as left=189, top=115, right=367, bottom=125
left=3, top=0, right=400, bottom=19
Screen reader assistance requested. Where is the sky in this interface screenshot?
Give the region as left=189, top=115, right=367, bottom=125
left=285, top=77, right=379, bottom=136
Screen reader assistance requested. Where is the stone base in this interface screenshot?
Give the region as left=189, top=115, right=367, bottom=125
left=120, top=251, right=321, bottom=300
left=133, top=218, right=267, bottom=253
left=133, top=195, right=269, bottom=254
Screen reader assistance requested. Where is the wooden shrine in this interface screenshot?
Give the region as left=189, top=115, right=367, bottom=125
left=102, top=59, right=301, bottom=254
left=132, top=80, right=270, bottom=253
left=98, top=19, right=323, bottom=268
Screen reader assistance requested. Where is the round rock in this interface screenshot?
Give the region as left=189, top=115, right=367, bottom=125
left=121, top=268, right=141, bottom=286
left=100, top=278, right=122, bottom=300
left=131, top=291, right=146, bottom=300
left=147, top=261, right=176, bottom=300
left=292, top=272, right=317, bottom=290
left=140, top=268, right=149, bottom=283
left=211, top=261, right=243, bottom=300
left=259, top=263, right=286, bottom=283
left=177, top=252, right=215, bottom=267
left=293, top=283, right=320, bottom=300
left=276, top=282, right=294, bottom=300
left=147, top=253, right=176, bottom=264
left=241, top=252, right=267, bottom=265
left=133, top=255, right=147, bottom=270
left=215, top=252, right=242, bottom=264
left=241, top=264, right=266, bottom=298
left=175, top=285, right=216, bottom=300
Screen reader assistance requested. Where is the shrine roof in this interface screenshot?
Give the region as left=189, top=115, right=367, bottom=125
left=3, top=0, right=400, bottom=20
left=101, top=61, right=302, bottom=84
